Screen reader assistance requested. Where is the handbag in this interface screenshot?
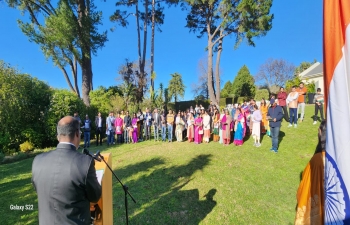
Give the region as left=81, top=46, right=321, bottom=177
left=199, top=129, right=203, bottom=135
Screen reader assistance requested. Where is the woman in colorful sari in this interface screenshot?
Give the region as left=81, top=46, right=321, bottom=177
left=194, top=112, right=203, bottom=144
left=114, top=112, right=124, bottom=144
left=187, top=112, right=195, bottom=142
left=212, top=109, right=220, bottom=142
left=234, top=108, right=246, bottom=146
left=219, top=108, right=225, bottom=144
left=202, top=110, right=211, bottom=143
left=131, top=113, right=138, bottom=143
left=221, top=109, right=232, bottom=145
left=294, top=120, right=326, bottom=224
left=175, top=112, right=185, bottom=142
left=260, top=98, right=269, bottom=135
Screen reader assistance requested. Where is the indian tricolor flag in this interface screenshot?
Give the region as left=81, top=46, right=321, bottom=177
left=324, top=0, right=350, bottom=223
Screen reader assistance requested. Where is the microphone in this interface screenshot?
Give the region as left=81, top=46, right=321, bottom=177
left=82, top=148, right=101, bottom=162
left=95, top=151, right=104, bottom=160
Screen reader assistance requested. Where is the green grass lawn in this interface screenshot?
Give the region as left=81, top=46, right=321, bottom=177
left=0, top=105, right=321, bottom=224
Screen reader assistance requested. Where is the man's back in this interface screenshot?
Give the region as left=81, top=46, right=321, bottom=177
left=32, top=143, right=101, bottom=225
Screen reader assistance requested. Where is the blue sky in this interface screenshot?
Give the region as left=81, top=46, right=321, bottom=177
left=0, top=0, right=322, bottom=100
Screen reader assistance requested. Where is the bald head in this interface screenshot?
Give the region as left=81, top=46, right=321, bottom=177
left=57, top=116, right=80, bottom=141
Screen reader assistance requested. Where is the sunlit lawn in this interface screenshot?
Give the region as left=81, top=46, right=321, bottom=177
left=0, top=105, right=320, bottom=224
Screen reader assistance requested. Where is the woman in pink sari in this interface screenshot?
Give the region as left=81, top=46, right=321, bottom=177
left=114, top=112, right=124, bottom=144
left=221, top=109, right=232, bottom=145
left=194, top=112, right=203, bottom=144
left=187, top=112, right=195, bottom=142
left=131, top=113, right=138, bottom=143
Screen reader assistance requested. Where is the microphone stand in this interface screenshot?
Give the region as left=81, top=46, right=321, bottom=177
left=96, top=153, right=136, bottom=225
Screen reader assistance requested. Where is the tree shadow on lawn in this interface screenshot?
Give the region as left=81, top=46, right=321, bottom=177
left=0, top=177, right=39, bottom=224
left=0, top=158, right=34, bottom=179
left=112, top=154, right=216, bottom=225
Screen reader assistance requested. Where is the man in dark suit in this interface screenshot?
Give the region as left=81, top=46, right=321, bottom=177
left=95, top=112, right=103, bottom=146
left=152, top=108, right=161, bottom=141
left=143, top=108, right=152, bottom=140
left=32, top=116, right=102, bottom=225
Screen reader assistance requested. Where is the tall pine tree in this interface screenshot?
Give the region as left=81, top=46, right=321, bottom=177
left=232, top=65, right=256, bottom=100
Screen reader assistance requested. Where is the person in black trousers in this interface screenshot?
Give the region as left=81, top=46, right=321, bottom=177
left=313, top=88, right=325, bottom=125
left=95, top=112, right=103, bottom=146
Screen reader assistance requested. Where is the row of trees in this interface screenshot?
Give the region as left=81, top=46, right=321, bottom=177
left=220, top=59, right=318, bottom=102
left=4, top=0, right=274, bottom=107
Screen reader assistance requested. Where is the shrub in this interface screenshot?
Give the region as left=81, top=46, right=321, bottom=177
left=22, top=128, right=44, bottom=148
left=46, top=89, right=86, bottom=146
left=237, top=97, right=247, bottom=104
left=0, top=152, right=4, bottom=163
left=0, top=61, right=52, bottom=151
left=255, top=89, right=269, bottom=101
left=20, top=141, right=35, bottom=153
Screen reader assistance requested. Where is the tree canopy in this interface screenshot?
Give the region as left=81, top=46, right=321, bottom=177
left=232, top=65, right=255, bottom=99
left=255, top=58, right=295, bottom=93
left=221, top=81, right=233, bottom=98
left=6, top=0, right=108, bottom=106
left=168, top=72, right=186, bottom=103
left=186, top=0, right=274, bottom=104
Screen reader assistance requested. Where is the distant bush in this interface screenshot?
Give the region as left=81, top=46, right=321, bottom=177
left=46, top=89, right=86, bottom=146
left=22, top=128, right=44, bottom=148
left=20, top=141, right=35, bottom=153
left=0, top=152, right=4, bottom=163
left=254, top=89, right=269, bottom=101
left=237, top=97, right=247, bottom=104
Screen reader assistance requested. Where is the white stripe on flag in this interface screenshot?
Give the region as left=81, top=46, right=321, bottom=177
left=325, top=25, right=350, bottom=223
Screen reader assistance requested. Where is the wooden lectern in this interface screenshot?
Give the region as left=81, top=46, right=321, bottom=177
left=91, top=153, right=113, bottom=225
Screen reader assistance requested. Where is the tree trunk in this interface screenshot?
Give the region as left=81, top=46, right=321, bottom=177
left=215, top=36, right=223, bottom=104
left=150, top=0, right=155, bottom=91
left=73, top=56, right=80, bottom=97
left=136, top=0, right=142, bottom=70
left=77, top=0, right=92, bottom=106
left=207, top=41, right=216, bottom=104
left=81, top=50, right=92, bottom=107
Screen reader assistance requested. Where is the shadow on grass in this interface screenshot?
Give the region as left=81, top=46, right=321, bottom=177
left=0, top=158, right=33, bottom=181
left=112, top=154, right=216, bottom=225
left=0, top=160, right=39, bottom=225
left=278, top=131, right=286, bottom=147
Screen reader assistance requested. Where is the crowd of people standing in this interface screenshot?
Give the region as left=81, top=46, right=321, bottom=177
left=77, top=82, right=324, bottom=153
